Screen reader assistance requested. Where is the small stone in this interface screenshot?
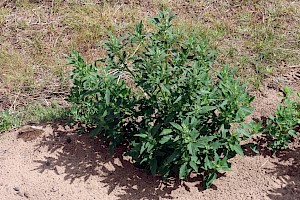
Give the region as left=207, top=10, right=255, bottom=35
left=13, top=187, right=20, bottom=192
left=66, top=137, right=72, bottom=144
left=24, top=192, right=29, bottom=198
left=45, top=160, right=51, bottom=166
left=16, top=191, right=23, bottom=197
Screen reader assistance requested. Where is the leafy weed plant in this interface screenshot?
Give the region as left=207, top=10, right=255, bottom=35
left=262, top=88, right=300, bottom=151
left=0, top=111, right=19, bottom=134
left=68, top=9, right=255, bottom=189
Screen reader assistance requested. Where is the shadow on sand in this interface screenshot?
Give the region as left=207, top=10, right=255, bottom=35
left=33, top=122, right=206, bottom=200
left=266, top=145, right=300, bottom=200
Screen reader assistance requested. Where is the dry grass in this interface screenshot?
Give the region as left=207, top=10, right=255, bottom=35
left=0, top=0, right=299, bottom=128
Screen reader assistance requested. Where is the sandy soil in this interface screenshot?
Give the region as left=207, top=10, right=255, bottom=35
left=0, top=68, right=299, bottom=200
left=1, top=123, right=300, bottom=200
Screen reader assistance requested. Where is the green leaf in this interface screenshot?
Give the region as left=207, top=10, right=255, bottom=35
left=179, top=162, right=188, bottom=179
left=288, top=130, right=297, bottom=137
left=189, top=160, right=199, bottom=172
left=204, top=155, right=213, bottom=170
left=159, top=135, right=172, bottom=144
left=237, top=127, right=251, bottom=137
left=239, top=106, right=253, bottom=115
left=187, top=143, right=194, bottom=155
left=161, top=84, right=170, bottom=94
left=249, top=143, right=259, bottom=154
left=102, top=110, right=108, bottom=117
left=105, top=89, right=111, bottom=106
left=170, top=122, right=183, bottom=131
left=191, top=155, right=198, bottom=163
left=165, top=150, right=181, bottom=164
left=211, top=141, right=221, bottom=149
left=204, top=172, right=217, bottom=189
left=199, top=106, right=217, bottom=114
left=232, top=144, right=244, bottom=156
left=140, top=143, right=146, bottom=154
left=134, top=133, right=148, bottom=138
left=219, top=157, right=230, bottom=170
left=173, top=95, right=182, bottom=104
left=150, top=159, right=157, bottom=175
left=160, top=129, right=172, bottom=136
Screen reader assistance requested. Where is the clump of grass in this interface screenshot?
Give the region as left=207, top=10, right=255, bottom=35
left=0, top=102, right=68, bottom=134
left=0, top=111, right=19, bottom=134
left=172, top=0, right=300, bottom=88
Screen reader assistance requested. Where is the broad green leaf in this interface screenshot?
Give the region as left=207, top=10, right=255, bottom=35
left=170, top=122, right=183, bottom=131
left=187, top=143, right=194, bottom=155
left=199, top=106, right=217, bottom=114
left=102, top=110, right=108, bottom=117
left=191, top=155, right=198, bottom=163
left=160, top=129, right=172, bottom=136
left=159, top=135, right=172, bottom=144
left=189, top=160, right=199, bottom=172
left=232, top=144, right=244, bottom=156
left=190, top=130, right=200, bottom=140
left=219, top=157, right=230, bottom=170
left=211, top=141, right=221, bottom=149
left=174, top=135, right=180, bottom=142
left=221, top=124, right=228, bottom=138
left=179, top=162, right=188, bottom=179
left=288, top=130, right=297, bottom=137
left=237, top=127, right=251, bottom=137
left=204, top=155, right=213, bottom=170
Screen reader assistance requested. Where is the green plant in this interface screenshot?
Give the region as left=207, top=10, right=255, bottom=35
left=0, top=103, right=67, bottom=134
left=262, top=87, right=300, bottom=151
left=68, top=9, right=255, bottom=189
left=0, top=111, right=18, bottom=133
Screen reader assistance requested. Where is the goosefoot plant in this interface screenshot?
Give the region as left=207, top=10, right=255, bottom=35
left=68, top=9, right=254, bottom=189
left=262, top=87, right=300, bottom=151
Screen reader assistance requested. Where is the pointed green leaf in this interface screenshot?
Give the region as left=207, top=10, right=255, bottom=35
left=189, top=160, right=199, bottom=172
left=150, top=159, right=157, bottom=175
left=160, top=129, right=172, bottom=136
left=179, top=162, right=188, bottom=179
left=105, top=89, right=111, bottom=106
left=199, top=106, right=217, bottom=114
left=204, top=172, right=217, bottom=189
left=204, top=155, right=213, bottom=170
left=232, top=144, right=244, bottom=156
left=237, top=127, right=251, bottom=137
left=173, top=95, right=182, bottom=104
left=159, top=135, right=172, bottom=144
left=170, top=122, right=182, bottom=131
left=134, top=134, right=148, bottom=138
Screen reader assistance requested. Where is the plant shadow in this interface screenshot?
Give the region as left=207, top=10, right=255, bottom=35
left=33, top=122, right=207, bottom=200
left=242, top=116, right=300, bottom=200
left=266, top=144, right=300, bottom=200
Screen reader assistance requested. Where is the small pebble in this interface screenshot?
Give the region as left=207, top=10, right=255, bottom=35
left=45, top=160, right=51, bottom=166
left=66, top=137, right=72, bottom=144
left=24, top=192, right=29, bottom=198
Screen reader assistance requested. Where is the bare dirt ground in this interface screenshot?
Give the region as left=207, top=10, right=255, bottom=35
left=0, top=69, right=299, bottom=200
